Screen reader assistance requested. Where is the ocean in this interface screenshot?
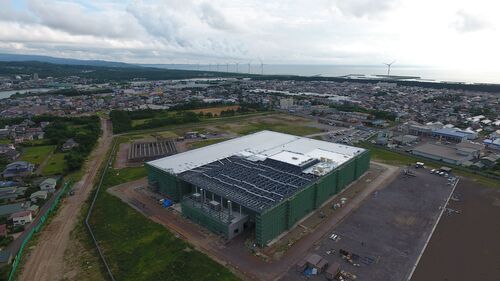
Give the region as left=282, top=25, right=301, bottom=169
left=148, top=64, right=500, bottom=84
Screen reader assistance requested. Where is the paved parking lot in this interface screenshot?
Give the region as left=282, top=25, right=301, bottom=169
left=282, top=168, right=456, bottom=281
left=325, top=127, right=377, bottom=145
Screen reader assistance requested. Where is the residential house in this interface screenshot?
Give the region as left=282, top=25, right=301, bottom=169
left=0, top=186, right=28, bottom=202
left=10, top=210, right=32, bottom=226
left=0, top=202, right=31, bottom=217
left=30, top=190, right=48, bottom=203
left=39, top=178, right=57, bottom=192
left=2, top=161, right=35, bottom=179
left=0, top=144, right=19, bottom=161
left=62, top=138, right=78, bottom=151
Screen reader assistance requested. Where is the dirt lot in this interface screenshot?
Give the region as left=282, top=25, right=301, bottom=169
left=282, top=168, right=455, bottom=281
left=18, top=118, right=113, bottom=281
left=411, top=178, right=500, bottom=281
left=108, top=162, right=398, bottom=281
left=190, top=105, right=240, bottom=115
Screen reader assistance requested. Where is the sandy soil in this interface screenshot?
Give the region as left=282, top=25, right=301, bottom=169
left=18, top=118, right=113, bottom=281
left=113, top=142, right=130, bottom=169
left=411, top=178, right=500, bottom=281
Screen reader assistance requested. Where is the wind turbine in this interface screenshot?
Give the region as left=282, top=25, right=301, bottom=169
left=216, top=63, right=220, bottom=72
left=226, top=63, right=229, bottom=72
left=259, top=58, right=264, bottom=75
left=383, top=60, right=396, bottom=76
left=247, top=60, right=252, bottom=74
left=208, top=63, right=212, bottom=71
left=235, top=62, right=239, bottom=73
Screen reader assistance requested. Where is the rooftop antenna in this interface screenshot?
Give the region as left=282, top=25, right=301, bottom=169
left=383, top=60, right=396, bottom=75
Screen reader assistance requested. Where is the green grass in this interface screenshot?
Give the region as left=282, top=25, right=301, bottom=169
left=89, top=164, right=239, bottom=281
left=0, top=139, right=11, bottom=144
left=20, top=145, right=55, bottom=165
left=188, top=138, right=228, bottom=149
left=234, top=121, right=321, bottom=136
left=131, top=119, right=149, bottom=126
left=41, top=152, right=66, bottom=175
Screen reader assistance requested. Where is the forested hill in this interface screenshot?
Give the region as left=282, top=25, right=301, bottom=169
left=0, top=61, right=242, bottom=82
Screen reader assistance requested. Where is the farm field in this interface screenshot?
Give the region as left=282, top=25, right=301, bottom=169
left=41, top=152, right=66, bottom=175
left=20, top=145, right=55, bottom=165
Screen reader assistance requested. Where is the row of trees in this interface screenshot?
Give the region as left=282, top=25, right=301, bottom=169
left=110, top=103, right=268, bottom=133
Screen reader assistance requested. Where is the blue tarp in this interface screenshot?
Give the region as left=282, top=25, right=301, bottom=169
left=0, top=181, right=17, bottom=188
left=303, top=267, right=313, bottom=277
left=162, top=199, right=172, bottom=208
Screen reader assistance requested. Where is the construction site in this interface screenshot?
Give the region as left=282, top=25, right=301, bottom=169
left=106, top=130, right=462, bottom=281
left=146, top=130, right=370, bottom=246
left=127, top=138, right=177, bottom=163
left=282, top=167, right=458, bottom=281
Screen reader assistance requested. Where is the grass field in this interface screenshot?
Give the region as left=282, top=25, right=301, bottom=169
left=88, top=163, right=239, bottom=281
left=232, top=121, right=321, bottom=136
left=20, top=145, right=55, bottom=165
left=187, top=138, right=229, bottom=149
left=41, top=152, right=66, bottom=175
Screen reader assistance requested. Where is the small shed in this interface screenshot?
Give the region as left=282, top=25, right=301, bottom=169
left=0, top=250, right=12, bottom=265
left=325, top=262, right=341, bottom=280
left=0, top=224, right=7, bottom=237
left=305, top=253, right=329, bottom=273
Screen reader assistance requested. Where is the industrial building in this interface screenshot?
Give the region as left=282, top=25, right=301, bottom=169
left=411, top=142, right=481, bottom=165
left=146, top=131, right=370, bottom=246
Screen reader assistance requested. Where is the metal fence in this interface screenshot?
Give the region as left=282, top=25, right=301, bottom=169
left=84, top=138, right=118, bottom=281
left=7, top=181, right=72, bottom=281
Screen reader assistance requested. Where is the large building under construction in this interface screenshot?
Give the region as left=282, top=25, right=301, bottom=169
left=146, top=131, right=370, bottom=246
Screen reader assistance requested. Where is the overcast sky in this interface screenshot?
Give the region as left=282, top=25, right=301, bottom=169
left=0, top=0, right=498, bottom=70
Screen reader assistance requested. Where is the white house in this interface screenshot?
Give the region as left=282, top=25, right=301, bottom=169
left=39, top=178, right=57, bottom=193
left=30, top=190, right=48, bottom=203
left=10, top=211, right=32, bottom=226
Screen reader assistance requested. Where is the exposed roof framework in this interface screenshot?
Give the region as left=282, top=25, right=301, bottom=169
left=179, top=156, right=318, bottom=212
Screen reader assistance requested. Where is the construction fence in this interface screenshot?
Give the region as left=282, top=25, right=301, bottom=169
left=7, top=181, right=72, bottom=281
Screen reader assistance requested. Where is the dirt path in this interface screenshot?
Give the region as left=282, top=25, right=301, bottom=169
left=35, top=148, right=55, bottom=175
left=19, top=117, right=113, bottom=281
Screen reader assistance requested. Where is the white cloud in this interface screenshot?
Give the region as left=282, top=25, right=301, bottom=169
left=452, top=10, right=491, bottom=33
left=0, top=0, right=499, bottom=70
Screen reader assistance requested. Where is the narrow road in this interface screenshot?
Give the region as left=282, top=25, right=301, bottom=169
left=19, top=117, right=113, bottom=281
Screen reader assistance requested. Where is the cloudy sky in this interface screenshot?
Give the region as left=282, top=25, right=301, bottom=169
left=0, top=0, right=498, bottom=70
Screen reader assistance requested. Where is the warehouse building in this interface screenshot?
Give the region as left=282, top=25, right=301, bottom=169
left=146, top=131, right=370, bottom=246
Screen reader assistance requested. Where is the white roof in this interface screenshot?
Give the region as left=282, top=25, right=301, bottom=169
left=268, top=151, right=313, bottom=167
left=148, top=130, right=365, bottom=174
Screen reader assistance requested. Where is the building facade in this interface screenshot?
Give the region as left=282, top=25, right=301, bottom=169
left=146, top=131, right=370, bottom=246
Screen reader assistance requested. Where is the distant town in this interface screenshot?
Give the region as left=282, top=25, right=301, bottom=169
left=0, top=62, right=498, bottom=281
